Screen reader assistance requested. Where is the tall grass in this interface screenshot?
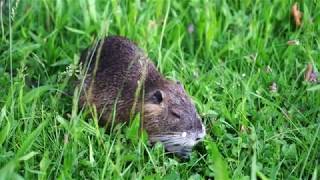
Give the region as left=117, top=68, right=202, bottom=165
left=0, top=0, right=319, bottom=179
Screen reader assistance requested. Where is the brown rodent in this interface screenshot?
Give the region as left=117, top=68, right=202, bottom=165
left=79, top=36, right=205, bottom=157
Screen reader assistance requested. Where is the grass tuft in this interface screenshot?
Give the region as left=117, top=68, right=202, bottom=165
left=0, top=0, right=319, bottom=179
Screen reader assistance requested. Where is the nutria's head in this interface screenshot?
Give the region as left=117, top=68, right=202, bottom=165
left=143, top=80, right=206, bottom=157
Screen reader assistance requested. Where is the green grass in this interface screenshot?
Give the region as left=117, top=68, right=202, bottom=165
left=1, top=0, right=320, bottom=179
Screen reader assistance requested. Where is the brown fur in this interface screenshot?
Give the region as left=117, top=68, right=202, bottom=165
left=79, top=36, right=205, bottom=156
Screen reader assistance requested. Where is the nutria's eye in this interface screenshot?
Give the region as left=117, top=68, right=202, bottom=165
left=151, top=90, right=163, bottom=104
left=172, top=111, right=181, bottom=118
left=176, top=81, right=181, bottom=85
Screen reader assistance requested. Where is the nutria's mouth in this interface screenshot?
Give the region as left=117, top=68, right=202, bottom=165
left=149, top=127, right=206, bottom=158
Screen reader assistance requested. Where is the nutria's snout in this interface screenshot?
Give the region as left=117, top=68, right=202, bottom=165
left=166, top=124, right=206, bottom=158
left=148, top=123, right=206, bottom=158
left=144, top=81, right=206, bottom=157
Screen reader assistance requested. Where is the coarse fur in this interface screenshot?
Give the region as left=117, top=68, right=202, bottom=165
left=79, top=36, right=205, bottom=157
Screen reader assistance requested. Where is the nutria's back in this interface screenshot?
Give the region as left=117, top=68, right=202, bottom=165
left=79, top=36, right=205, bottom=157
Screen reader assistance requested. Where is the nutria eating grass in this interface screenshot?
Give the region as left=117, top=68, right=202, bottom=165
left=79, top=36, right=205, bottom=157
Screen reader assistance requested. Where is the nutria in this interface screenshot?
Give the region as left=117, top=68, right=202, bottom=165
left=79, top=36, right=205, bottom=157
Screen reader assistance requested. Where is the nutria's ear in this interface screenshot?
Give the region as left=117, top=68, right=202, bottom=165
left=150, top=90, right=163, bottom=104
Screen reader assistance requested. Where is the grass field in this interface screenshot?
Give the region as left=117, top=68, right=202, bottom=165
left=1, top=0, right=320, bottom=179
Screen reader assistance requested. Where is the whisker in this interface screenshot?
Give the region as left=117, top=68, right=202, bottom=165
left=164, top=142, right=182, bottom=147
left=163, top=139, right=182, bottom=144
left=149, top=135, right=188, bottom=143
left=151, top=132, right=189, bottom=137
left=149, top=137, right=171, bottom=142
left=150, top=135, right=181, bottom=139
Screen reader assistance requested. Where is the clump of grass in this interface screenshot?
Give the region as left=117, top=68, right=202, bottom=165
left=0, top=0, right=319, bottom=179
